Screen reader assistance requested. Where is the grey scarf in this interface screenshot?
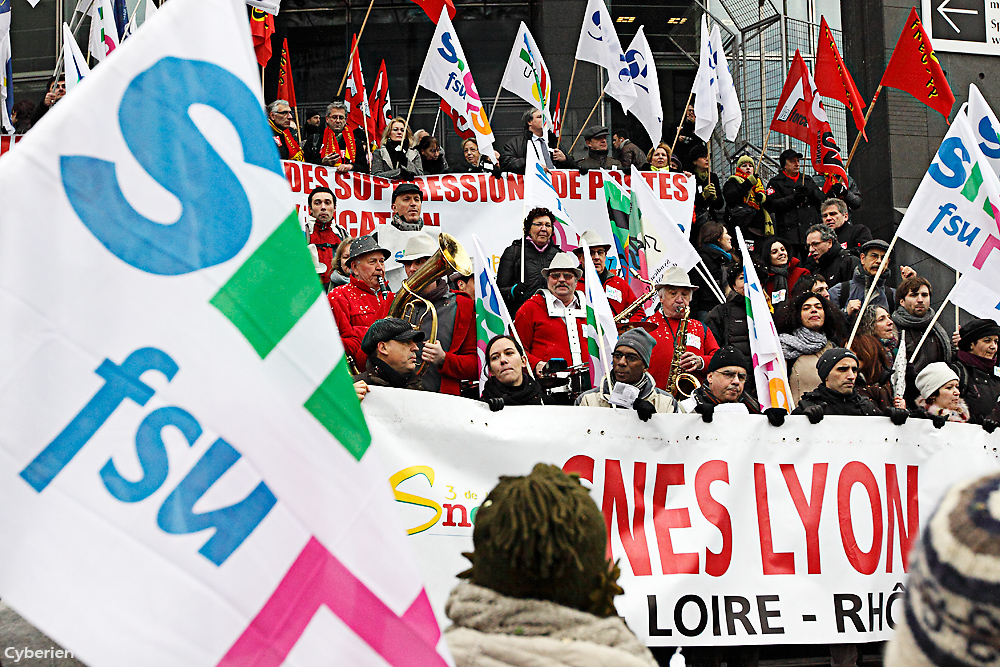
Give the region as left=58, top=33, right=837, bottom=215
left=892, top=307, right=953, bottom=363
left=779, top=327, right=829, bottom=364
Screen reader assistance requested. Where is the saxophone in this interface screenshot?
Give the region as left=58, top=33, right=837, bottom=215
left=667, top=306, right=701, bottom=399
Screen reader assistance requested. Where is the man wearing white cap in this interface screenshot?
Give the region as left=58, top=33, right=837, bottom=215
left=398, top=233, right=477, bottom=396
left=572, top=230, right=637, bottom=317
left=513, top=252, right=592, bottom=378
left=646, top=266, right=720, bottom=392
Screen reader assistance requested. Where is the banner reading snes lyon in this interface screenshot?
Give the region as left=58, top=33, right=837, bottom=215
left=362, top=388, right=1000, bottom=647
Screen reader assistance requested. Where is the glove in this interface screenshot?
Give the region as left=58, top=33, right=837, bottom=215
left=984, top=418, right=998, bottom=434
left=802, top=405, right=825, bottom=424
left=794, top=185, right=810, bottom=197
left=887, top=407, right=909, bottom=426
left=693, top=402, right=715, bottom=423
left=754, top=191, right=765, bottom=205
left=764, top=407, right=786, bottom=427
left=703, top=183, right=717, bottom=200
left=828, top=182, right=847, bottom=198
left=578, top=166, right=590, bottom=175
left=398, top=167, right=415, bottom=181
left=512, top=284, right=527, bottom=301
left=634, top=398, right=656, bottom=422
left=931, top=413, right=948, bottom=429
left=487, top=397, right=504, bottom=412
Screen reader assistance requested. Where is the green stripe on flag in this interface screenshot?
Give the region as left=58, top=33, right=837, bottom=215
left=963, top=163, right=984, bottom=203
left=210, top=211, right=323, bottom=359
left=304, top=356, right=372, bottom=461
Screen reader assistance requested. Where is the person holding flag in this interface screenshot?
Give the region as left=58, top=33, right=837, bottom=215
left=305, top=100, right=368, bottom=171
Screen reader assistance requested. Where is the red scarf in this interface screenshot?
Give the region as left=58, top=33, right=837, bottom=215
left=321, top=126, right=357, bottom=163
left=269, top=119, right=303, bottom=161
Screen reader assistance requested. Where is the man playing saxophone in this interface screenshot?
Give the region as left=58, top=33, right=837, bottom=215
left=646, top=267, right=720, bottom=394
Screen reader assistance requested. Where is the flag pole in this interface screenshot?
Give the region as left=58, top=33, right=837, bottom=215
left=908, top=281, right=959, bottom=364
left=402, top=86, right=420, bottom=138
left=294, top=107, right=302, bottom=145
left=844, top=84, right=882, bottom=168
left=567, top=92, right=604, bottom=155
left=336, top=0, right=377, bottom=97
left=488, top=87, right=503, bottom=125
left=756, top=127, right=772, bottom=172
left=846, top=232, right=899, bottom=347
left=955, top=269, right=961, bottom=333
left=557, top=59, right=578, bottom=150
left=669, top=87, right=695, bottom=156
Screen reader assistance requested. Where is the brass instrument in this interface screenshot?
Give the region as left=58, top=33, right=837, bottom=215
left=667, top=306, right=701, bottom=399
left=388, top=233, right=473, bottom=377
left=614, top=268, right=657, bottom=324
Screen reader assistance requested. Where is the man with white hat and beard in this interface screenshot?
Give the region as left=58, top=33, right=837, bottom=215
left=572, top=229, right=637, bottom=317
left=398, top=232, right=477, bottom=395
left=513, top=252, right=592, bottom=380
left=646, top=266, right=720, bottom=393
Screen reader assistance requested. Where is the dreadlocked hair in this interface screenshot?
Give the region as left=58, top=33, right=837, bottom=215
left=460, top=463, right=622, bottom=617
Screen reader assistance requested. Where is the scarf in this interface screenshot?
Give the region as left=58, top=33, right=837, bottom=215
left=768, top=264, right=789, bottom=294
left=916, top=396, right=971, bottom=423
left=596, top=372, right=656, bottom=402
left=480, top=374, right=543, bottom=406
left=368, top=357, right=415, bottom=388
left=384, top=139, right=408, bottom=168
left=727, top=173, right=766, bottom=210
left=958, top=349, right=996, bottom=373
left=779, top=327, right=829, bottom=364
left=703, top=243, right=732, bottom=262
left=320, top=126, right=357, bottom=163
left=892, top=307, right=953, bottom=363
left=269, top=119, right=303, bottom=161
left=525, top=236, right=551, bottom=253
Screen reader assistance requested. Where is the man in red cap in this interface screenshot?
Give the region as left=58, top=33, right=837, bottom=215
left=329, top=234, right=394, bottom=371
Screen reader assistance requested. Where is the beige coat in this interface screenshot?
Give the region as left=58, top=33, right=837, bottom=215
left=788, top=342, right=833, bottom=406
left=445, top=583, right=658, bottom=667
left=575, top=373, right=684, bottom=413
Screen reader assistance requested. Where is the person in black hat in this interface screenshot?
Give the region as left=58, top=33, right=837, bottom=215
left=390, top=182, right=424, bottom=232
left=329, top=234, right=394, bottom=371
left=764, top=147, right=825, bottom=256
left=352, top=317, right=426, bottom=390
left=682, top=346, right=761, bottom=417
left=951, top=318, right=1000, bottom=424
left=577, top=126, right=621, bottom=170
left=499, top=107, right=577, bottom=174
left=828, top=237, right=915, bottom=317
left=689, top=143, right=724, bottom=236
left=792, top=348, right=906, bottom=422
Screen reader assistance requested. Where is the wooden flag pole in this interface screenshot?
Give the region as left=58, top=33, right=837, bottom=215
left=669, top=87, right=695, bottom=156
left=844, top=85, right=882, bottom=168
left=294, top=107, right=302, bottom=144
left=846, top=233, right=899, bottom=347
left=755, top=127, right=773, bottom=172
left=567, top=92, right=604, bottom=156
left=402, top=86, right=420, bottom=138
left=557, top=59, right=579, bottom=149
left=488, top=87, right=503, bottom=125
left=336, top=0, right=377, bottom=97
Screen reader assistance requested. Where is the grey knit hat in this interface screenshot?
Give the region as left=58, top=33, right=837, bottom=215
left=885, top=472, right=1000, bottom=667
left=616, top=328, right=656, bottom=367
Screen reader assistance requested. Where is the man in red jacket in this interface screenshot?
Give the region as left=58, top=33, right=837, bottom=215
left=329, top=235, right=393, bottom=371
left=572, top=230, right=637, bottom=316
left=646, top=266, right=719, bottom=393
left=307, top=187, right=343, bottom=288
left=514, top=252, right=591, bottom=377
left=398, top=233, right=477, bottom=395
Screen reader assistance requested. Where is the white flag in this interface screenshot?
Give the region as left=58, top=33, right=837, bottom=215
left=623, top=27, right=662, bottom=146
left=418, top=8, right=496, bottom=160
left=711, top=23, right=741, bottom=141
left=246, top=0, right=280, bottom=14
left=575, top=0, right=636, bottom=111
left=524, top=146, right=580, bottom=251
left=692, top=15, right=717, bottom=142
left=581, top=234, right=619, bottom=389
left=62, top=22, right=90, bottom=92
left=88, top=0, right=119, bottom=62
left=951, top=275, right=1000, bottom=320
left=0, top=1, right=448, bottom=666
left=897, top=109, right=1000, bottom=290
left=629, top=165, right=699, bottom=283
left=500, top=22, right=553, bottom=129
left=0, top=0, right=11, bottom=135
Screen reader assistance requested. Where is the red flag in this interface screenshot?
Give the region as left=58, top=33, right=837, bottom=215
left=276, top=39, right=297, bottom=108
left=552, top=92, right=562, bottom=141
left=344, top=35, right=376, bottom=147
left=815, top=17, right=866, bottom=140
left=410, top=0, right=456, bottom=23
left=771, top=50, right=848, bottom=184
left=880, top=7, right=955, bottom=118
left=369, top=60, right=392, bottom=142
left=440, top=101, right=475, bottom=140
left=249, top=7, right=274, bottom=68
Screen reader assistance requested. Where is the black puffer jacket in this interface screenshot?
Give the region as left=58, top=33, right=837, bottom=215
left=690, top=245, right=731, bottom=316
left=704, top=291, right=751, bottom=358
left=804, top=245, right=859, bottom=286
left=764, top=171, right=824, bottom=246
left=496, top=238, right=561, bottom=314
left=952, top=352, right=1000, bottom=424
left=793, top=384, right=883, bottom=416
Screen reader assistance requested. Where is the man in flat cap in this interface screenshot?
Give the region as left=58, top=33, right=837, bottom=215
left=577, top=126, right=621, bottom=170
left=352, top=317, right=426, bottom=391
left=828, top=238, right=915, bottom=316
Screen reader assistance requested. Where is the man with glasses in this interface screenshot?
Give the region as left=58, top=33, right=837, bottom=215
left=802, top=223, right=859, bottom=287
left=576, top=328, right=681, bottom=418
left=497, top=207, right=561, bottom=313
left=304, top=100, right=369, bottom=172
left=682, top=347, right=761, bottom=419
left=267, top=99, right=303, bottom=161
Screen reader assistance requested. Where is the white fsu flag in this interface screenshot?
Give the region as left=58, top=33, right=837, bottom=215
left=62, top=22, right=90, bottom=92
left=623, top=27, right=662, bottom=147
left=629, top=165, right=699, bottom=283
left=950, top=275, right=1000, bottom=320
left=575, top=0, right=637, bottom=111
left=897, top=109, right=1000, bottom=290
left=0, top=0, right=448, bottom=665
left=87, top=0, right=119, bottom=62
left=419, top=9, right=496, bottom=160
left=500, top=22, right=553, bottom=129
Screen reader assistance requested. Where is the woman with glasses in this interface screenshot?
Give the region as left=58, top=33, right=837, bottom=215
left=496, top=207, right=561, bottom=313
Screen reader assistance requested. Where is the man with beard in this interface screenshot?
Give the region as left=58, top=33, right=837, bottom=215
left=303, top=100, right=369, bottom=171
left=352, top=317, right=425, bottom=390
left=577, top=126, right=621, bottom=170
left=682, top=347, right=761, bottom=417
left=892, top=276, right=953, bottom=406
left=793, top=349, right=906, bottom=424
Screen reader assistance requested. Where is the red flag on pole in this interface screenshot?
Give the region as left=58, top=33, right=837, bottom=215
left=815, top=17, right=866, bottom=140
left=276, top=38, right=296, bottom=108
left=409, top=0, right=456, bottom=23
left=249, top=7, right=274, bottom=68
left=369, top=59, right=392, bottom=142
left=440, top=101, right=475, bottom=140
left=771, top=50, right=849, bottom=184
left=552, top=92, right=562, bottom=141
left=880, top=7, right=955, bottom=119
left=344, top=34, right=376, bottom=147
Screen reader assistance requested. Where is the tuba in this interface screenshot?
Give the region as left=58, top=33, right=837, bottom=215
left=388, top=233, right=473, bottom=377
left=667, top=306, right=701, bottom=399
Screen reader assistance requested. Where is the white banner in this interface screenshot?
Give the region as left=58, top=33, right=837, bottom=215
left=365, top=389, right=1000, bottom=647
left=951, top=274, right=1000, bottom=320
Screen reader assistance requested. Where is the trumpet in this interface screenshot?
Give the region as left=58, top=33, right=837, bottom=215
left=667, top=306, right=701, bottom=399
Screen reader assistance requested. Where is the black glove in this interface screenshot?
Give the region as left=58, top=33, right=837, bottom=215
left=754, top=191, right=765, bottom=205
left=577, top=166, right=590, bottom=175
left=887, top=407, right=909, bottom=426
left=487, top=397, right=504, bottom=412
left=764, top=407, right=786, bottom=427
left=984, top=418, right=998, bottom=434
left=794, top=185, right=810, bottom=197
left=931, top=413, right=948, bottom=429
left=512, top=284, right=526, bottom=301
left=693, top=402, right=715, bottom=423
left=634, top=398, right=656, bottom=422
left=803, top=405, right=825, bottom=424
left=828, top=182, right=847, bottom=198
left=398, top=167, right=415, bottom=181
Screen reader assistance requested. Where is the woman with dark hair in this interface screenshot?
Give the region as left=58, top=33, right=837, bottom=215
left=951, top=318, right=1000, bottom=424
left=850, top=333, right=897, bottom=412
left=417, top=135, right=449, bottom=174
left=479, top=335, right=543, bottom=409
left=690, top=221, right=732, bottom=321
left=758, top=237, right=809, bottom=308
left=495, top=207, right=561, bottom=313
left=778, top=292, right=846, bottom=404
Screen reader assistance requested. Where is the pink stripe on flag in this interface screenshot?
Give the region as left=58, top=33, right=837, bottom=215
left=217, top=537, right=446, bottom=667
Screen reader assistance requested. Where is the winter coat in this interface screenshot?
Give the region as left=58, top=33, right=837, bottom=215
left=828, top=266, right=896, bottom=313
left=513, top=293, right=592, bottom=372
left=704, top=291, right=751, bottom=358
left=690, top=244, right=731, bottom=316
left=646, top=311, right=720, bottom=392
left=913, top=397, right=971, bottom=424
left=444, top=582, right=659, bottom=667
left=761, top=257, right=810, bottom=306
left=693, top=171, right=725, bottom=228
left=803, top=245, right=860, bottom=287
left=328, top=276, right=394, bottom=370
left=834, top=222, right=873, bottom=257
left=371, top=144, right=424, bottom=180
left=764, top=170, right=824, bottom=246
left=411, top=290, right=478, bottom=395
left=496, top=238, right=560, bottom=313
left=576, top=373, right=683, bottom=413
left=618, top=140, right=647, bottom=171
left=682, top=383, right=762, bottom=414
left=309, top=221, right=342, bottom=286
left=952, top=351, right=1000, bottom=423
left=500, top=131, right=577, bottom=174
left=303, top=127, right=369, bottom=171
left=421, top=153, right=450, bottom=175
left=792, top=384, right=883, bottom=417
left=352, top=357, right=423, bottom=390
left=788, top=341, right=834, bottom=406
left=480, top=374, right=544, bottom=406
left=577, top=149, right=621, bottom=170
left=724, top=174, right=768, bottom=240
left=822, top=174, right=863, bottom=210
left=893, top=308, right=953, bottom=405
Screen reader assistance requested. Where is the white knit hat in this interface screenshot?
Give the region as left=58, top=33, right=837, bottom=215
left=915, top=362, right=959, bottom=400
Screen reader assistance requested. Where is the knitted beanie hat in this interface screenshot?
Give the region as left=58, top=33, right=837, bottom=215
left=915, top=362, right=959, bottom=400
left=885, top=472, right=1000, bottom=667
left=616, top=328, right=656, bottom=367
left=459, top=463, right=622, bottom=617
left=816, top=347, right=858, bottom=382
